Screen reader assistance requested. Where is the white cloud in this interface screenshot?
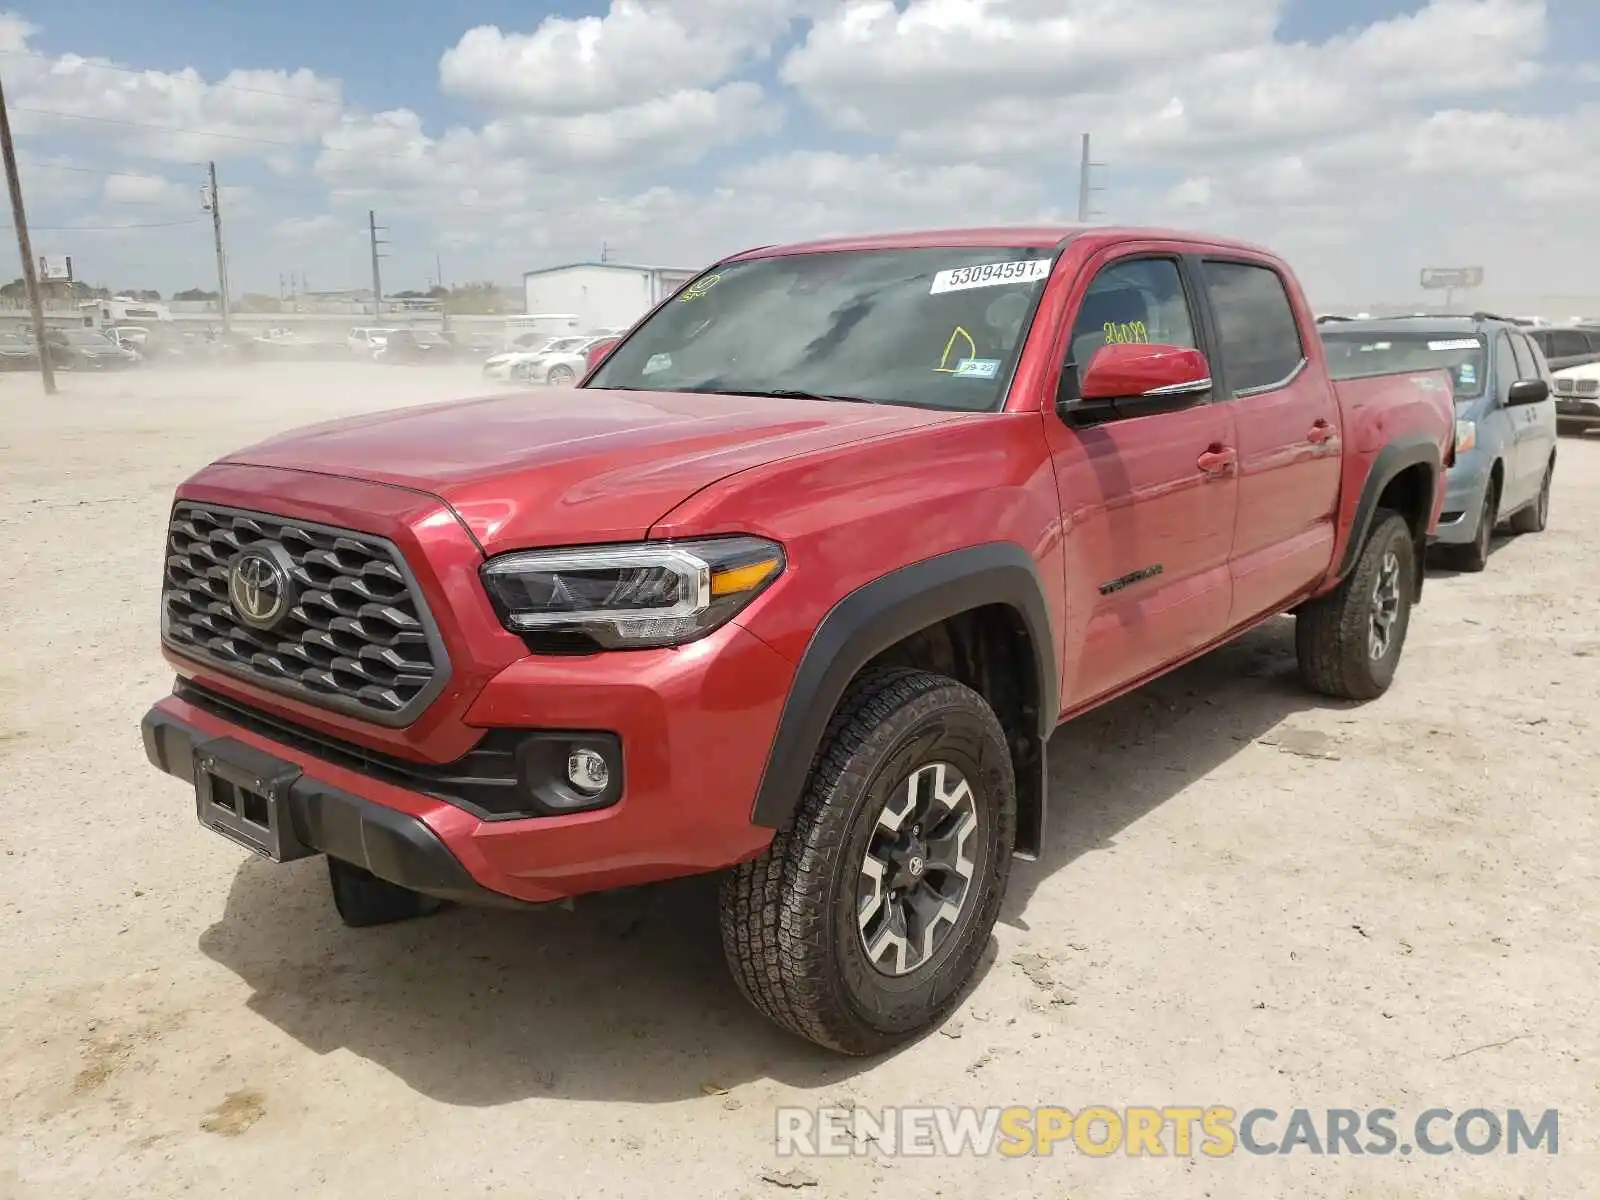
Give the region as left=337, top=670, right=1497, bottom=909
left=439, top=2, right=802, bottom=114
left=101, top=171, right=188, bottom=207
left=8, top=0, right=1599, bottom=308
left=0, top=11, right=344, bottom=162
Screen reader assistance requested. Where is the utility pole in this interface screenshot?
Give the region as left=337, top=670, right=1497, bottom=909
left=203, top=161, right=231, bottom=333
left=435, top=250, right=448, bottom=331
left=600, top=241, right=611, bottom=264
left=0, top=71, right=56, bottom=394
left=368, top=210, right=386, bottom=320
left=1077, top=133, right=1107, bottom=223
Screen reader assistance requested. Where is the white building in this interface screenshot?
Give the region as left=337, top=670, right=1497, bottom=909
left=521, top=262, right=699, bottom=332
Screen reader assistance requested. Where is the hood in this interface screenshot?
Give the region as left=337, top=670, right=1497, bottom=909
left=221, top=388, right=963, bottom=552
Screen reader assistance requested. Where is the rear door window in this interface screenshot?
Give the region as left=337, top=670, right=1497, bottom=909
left=1200, top=261, right=1306, bottom=394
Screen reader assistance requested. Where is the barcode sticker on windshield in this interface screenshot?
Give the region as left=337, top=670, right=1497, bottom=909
left=930, top=258, right=1053, bottom=294
left=1427, top=338, right=1480, bottom=351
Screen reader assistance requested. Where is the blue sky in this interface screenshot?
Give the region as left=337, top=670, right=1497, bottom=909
left=6, top=1, right=1599, bottom=305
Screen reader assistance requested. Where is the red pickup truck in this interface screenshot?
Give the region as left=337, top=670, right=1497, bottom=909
left=142, top=226, right=1453, bottom=1054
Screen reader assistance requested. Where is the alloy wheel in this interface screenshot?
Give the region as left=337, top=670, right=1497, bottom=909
left=857, top=761, right=979, bottom=977
left=1369, top=550, right=1402, bottom=660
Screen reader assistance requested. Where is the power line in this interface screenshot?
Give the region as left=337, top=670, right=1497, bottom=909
left=0, top=48, right=348, bottom=108
left=7, top=216, right=206, bottom=231
left=12, top=105, right=322, bottom=150
left=11, top=106, right=479, bottom=169
left=21, top=158, right=206, bottom=179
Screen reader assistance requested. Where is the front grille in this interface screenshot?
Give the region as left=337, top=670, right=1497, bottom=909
left=162, top=503, right=448, bottom=725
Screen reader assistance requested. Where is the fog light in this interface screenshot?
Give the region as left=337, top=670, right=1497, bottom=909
left=566, top=747, right=610, bottom=794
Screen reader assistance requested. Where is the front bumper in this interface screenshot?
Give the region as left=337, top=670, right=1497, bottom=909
left=1556, top=397, right=1600, bottom=427
left=1432, top=454, right=1493, bottom=546
left=142, top=706, right=519, bottom=906
left=143, top=617, right=795, bottom=905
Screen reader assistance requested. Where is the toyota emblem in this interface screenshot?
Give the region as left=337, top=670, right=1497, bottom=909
left=228, top=549, right=292, bottom=629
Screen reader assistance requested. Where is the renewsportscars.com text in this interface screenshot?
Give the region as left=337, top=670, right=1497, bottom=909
left=775, top=1105, right=1559, bottom=1158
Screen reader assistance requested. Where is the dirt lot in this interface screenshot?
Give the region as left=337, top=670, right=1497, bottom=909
left=2, top=363, right=1597, bottom=1199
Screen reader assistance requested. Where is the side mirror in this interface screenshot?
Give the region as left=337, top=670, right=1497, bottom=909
left=1506, top=379, right=1549, bottom=406
left=1059, top=343, right=1213, bottom=424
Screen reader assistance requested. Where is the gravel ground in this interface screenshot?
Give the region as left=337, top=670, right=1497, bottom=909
left=2, top=363, right=1597, bottom=1199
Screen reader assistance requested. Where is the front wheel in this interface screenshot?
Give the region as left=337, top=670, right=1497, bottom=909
left=1443, top=479, right=1497, bottom=573
left=720, top=668, right=1016, bottom=1054
left=1508, top=459, right=1552, bottom=534
left=1296, top=509, right=1416, bottom=701
left=546, top=363, right=577, bottom=386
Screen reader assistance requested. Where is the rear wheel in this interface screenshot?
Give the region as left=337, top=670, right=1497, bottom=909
left=1509, top=459, right=1552, bottom=534
left=1296, top=509, right=1416, bottom=701
left=720, top=668, right=1015, bottom=1054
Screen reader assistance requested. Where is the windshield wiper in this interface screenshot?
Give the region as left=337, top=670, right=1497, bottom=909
left=704, top=387, right=885, bottom=405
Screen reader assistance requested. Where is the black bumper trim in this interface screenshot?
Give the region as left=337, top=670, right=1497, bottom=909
left=142, top=706, right=527, bottom=908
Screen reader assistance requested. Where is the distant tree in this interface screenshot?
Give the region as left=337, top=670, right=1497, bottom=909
left=173, top=288, right=220, bottom=302
left=236, top=293, right=284, bottom=313
left=393, top=289, right=424, bottom=299
left=427, top=285, right=448, bottom=299
left=123, top=289, right=162, bottom=301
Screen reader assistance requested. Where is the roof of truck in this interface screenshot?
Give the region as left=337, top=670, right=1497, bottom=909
left=726, top=225, right=1277, bottom=262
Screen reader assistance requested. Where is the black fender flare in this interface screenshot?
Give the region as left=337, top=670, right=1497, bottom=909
left=1338, top=434, right=1442, bottom=585
left=749, top=542, right=1058, bottom=851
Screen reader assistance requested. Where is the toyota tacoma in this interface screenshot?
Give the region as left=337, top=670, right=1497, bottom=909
left=142, top=226, right=1454, bottom=1054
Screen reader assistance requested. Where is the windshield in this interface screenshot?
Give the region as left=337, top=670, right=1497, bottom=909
left=586, top=246, right=1056, bottom=410
left=1320, top=330, right=1486, bottom=399
left=62, top=330, right=116, bottom=347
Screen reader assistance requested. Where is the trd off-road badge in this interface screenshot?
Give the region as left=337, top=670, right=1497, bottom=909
left=228, top=548, right=293, bottom=629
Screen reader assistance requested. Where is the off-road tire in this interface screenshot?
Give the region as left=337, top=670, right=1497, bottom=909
left=327, top=858, right=444, bottom=927
left=719, top=667, right=1016, bottom=1055
left=1508, top=459, right=1552, bottom=534
left=1296, top=509, right=1416, bottom=701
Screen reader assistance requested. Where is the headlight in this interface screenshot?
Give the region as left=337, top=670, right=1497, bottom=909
left=1454, top=419, right=1476, bottom=453
left=480, top=536, right=785, bottom=649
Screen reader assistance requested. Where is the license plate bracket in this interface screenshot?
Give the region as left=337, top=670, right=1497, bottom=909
left=193, top=737, right=313, bottom=863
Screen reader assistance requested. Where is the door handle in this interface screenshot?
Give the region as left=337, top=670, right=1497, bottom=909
left=1197, top=445, right=1237, bottom=476
left=1307, top=419, right=1334, bottom=445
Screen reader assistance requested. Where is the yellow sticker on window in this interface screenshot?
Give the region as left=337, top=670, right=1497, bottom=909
left=679, top=274, right=722, bottom=302
left=934, top=326, right=977, bottom=372
left=1103, top=320, right=1149, bottom=345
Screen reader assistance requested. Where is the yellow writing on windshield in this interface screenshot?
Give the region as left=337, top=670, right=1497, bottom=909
left=935, top=326, right=977, bottom=372
left=680, top=273, right=723, bottom=302
left=1103, top=320, right=1149, bottom=345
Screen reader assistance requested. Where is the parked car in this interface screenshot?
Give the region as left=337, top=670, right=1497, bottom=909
left=1321, top=316, right=1557, bottom=571
left=481, top=335, right=587, bottom=381
left=582, top=336, right=620, bottom=377
left=1525, top=324, right=1600, bottom=373
left=441, top=330, right=498, bottom=358
left=0, top=329, right=40, bottom=370
left=44, top=327, right=141, bottom=370
left=1552, top=362, right=1600, bottom=434
left=141, top=224, right=1453, bottom=1054
left=375, top=329, right=454, bottom=363
left=347, top=327, right=397, bottom=357
left=514, top=335, right=611, bottom=385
